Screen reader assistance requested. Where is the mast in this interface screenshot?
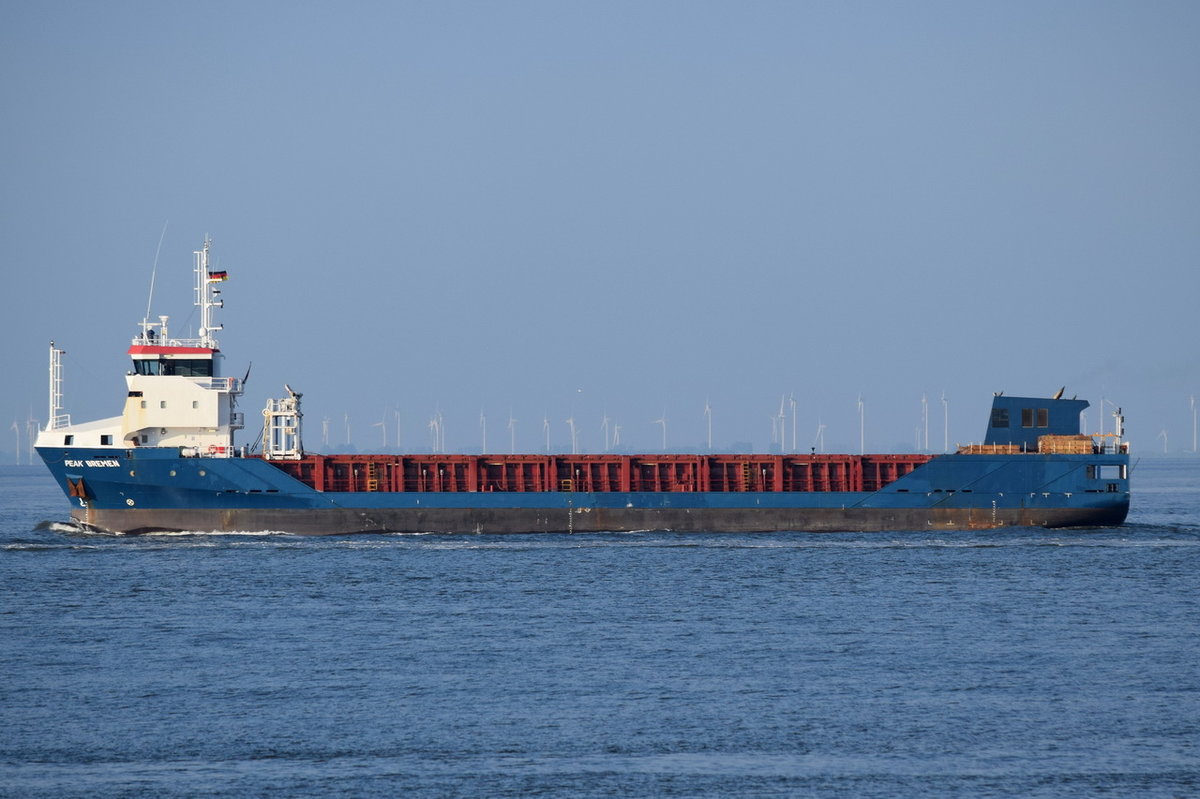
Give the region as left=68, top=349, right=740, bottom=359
left=194, top=237, right=225, bottom=350
left=47, top=341, right=68, bottom=431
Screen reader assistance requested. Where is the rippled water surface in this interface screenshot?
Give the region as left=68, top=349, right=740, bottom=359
left=2, top=461, right=1198, bottom=797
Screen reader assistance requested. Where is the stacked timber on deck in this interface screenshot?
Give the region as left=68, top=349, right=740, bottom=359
left=958, top=435, right=1097, bottom=456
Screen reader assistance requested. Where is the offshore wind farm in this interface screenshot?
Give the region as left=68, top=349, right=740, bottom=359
left=11, top=384, right=1200, bottom=463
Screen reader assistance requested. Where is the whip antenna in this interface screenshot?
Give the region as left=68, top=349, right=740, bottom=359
left=144, top=221, right=168, bottom=325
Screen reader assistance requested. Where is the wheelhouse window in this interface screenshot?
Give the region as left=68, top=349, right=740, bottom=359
left=1023, top=408, right=1050, bottom=428
left=991, top=408, right=1009, bottom=428
left=167, top=359, right=214, bottom=377
left=131, top=358, right=213, bottom=377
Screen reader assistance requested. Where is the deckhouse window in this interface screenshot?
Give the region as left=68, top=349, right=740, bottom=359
left=167, top=359, right=213, bottom=377
left=131, top=358, right=213, bottom=377
left=991, top=408, right=1009, bottom=428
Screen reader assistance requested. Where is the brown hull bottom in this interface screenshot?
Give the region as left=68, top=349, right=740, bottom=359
left=71, top=504, right=1130, bottom=536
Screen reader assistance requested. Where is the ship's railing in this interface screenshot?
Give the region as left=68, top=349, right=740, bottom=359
left=958, top=438, right=1130, bottom=456
left=130, top=335, right=211, bottom=348
left=196, top=377, right=242, bottom=392
left=49, top=413, right=72, bottom=430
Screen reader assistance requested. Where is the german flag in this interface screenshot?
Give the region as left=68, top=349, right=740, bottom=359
left=207, top=270, right=229, bottom=282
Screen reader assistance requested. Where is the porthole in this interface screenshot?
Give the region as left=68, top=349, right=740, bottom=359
left=129, top=470, right=136, bottom=477
left=198, top=469, right=206, bottom=477
left=169, top=470, right=176, bottom=477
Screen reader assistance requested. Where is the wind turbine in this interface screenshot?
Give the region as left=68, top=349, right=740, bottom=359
left=1191, top=395, right=1197, bottom=454
left=941, top=391, right=949, bottom=453
left=507, top=409, right=517, bottom=455
left=654, top=411, right=667, bottom=452
left=601, top=412, right=611, bottom=452
left=428, top=415, right=441, bottom=453
left=26, top=413, right=37, bottom=463
left=790, top=395, right=797, bottom=453
left=777, top=395, right=787, bottom=454
left=1158, top=429, right=1168, bottom=454
left=321, top=417, right=330, bottom=448
left=857, top=394, right=865, bottom=455
left=10, top=420, right=19, bottom=465
left=372, top=409, right=387, bottom=447
left=612, top=423, right=622, bottom=448
left=703, top=399, right=712, bottom=451
left=394, top=407, right=402, bottom=450
left=344, top=413, right=351, bottom=447
left=479, top=410, right=487, bottom=453
left=921, top=393, right=929, bottom=452
left=813, top=420, right=826, bottom=454
left=543, top=414, right=551, bottom=454
left=565, top=416, right=578, bottom=455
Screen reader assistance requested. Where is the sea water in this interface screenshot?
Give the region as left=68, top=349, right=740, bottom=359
left=1, top=460, right=1197, bottom=798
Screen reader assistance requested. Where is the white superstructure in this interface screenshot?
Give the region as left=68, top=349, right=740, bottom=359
left=37, top=238, right=245, bottom=455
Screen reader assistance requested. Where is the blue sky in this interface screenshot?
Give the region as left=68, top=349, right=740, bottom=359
left=2, top=1, right=1198, bottom=459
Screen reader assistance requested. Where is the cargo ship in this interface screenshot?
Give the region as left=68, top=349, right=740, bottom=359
left=36, top=239, right=1130, bottom=535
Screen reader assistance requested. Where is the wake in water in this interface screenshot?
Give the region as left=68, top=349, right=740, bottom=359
left=39, top=520, right=96, bottom=535
left=32, top=519, right=298, bottom=538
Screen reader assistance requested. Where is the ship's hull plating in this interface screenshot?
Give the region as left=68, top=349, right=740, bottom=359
left=70, top=503, right=1129, bottom=536
left=41, top=447, right=1131, bottom=535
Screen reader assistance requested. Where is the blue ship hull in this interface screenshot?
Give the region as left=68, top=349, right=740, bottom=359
left=38, top=446, right=1130, bottom=534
